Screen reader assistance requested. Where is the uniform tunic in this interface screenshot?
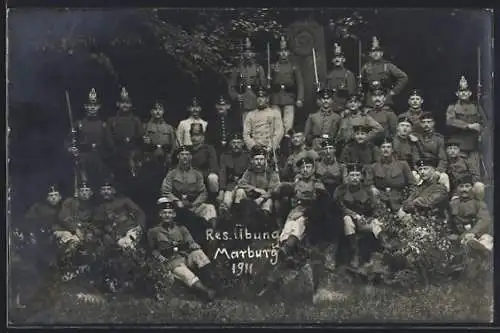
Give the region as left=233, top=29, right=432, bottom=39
left=161, top=167, right=207, bottom=208
left=148, top=223, right=202, bottom=271
left=367, top=156, right=416, bottom=211
left=143, top=119, right=177, bottom=161
left=415, top=131, right=447, bottom=172
left=281, top=148, right=320, bottom=181
left=315, top=159, right=343, bottom=193
left=237, top=168, right=281, bottom=194
left=205, top=113, right=237, bottom=153
left=364, top=106, right=398, bottom=141
left=361, top=60, right=408, bottom=106
left=447, top=156, right=481, bottom=191
left=334, top=183, right=378, bottom=218
left=108, top=113, right=143, bottom=145
left=57, top=198, right=95, bottom=234
left=191, top=143, right=219, bottom=178
left=402, top=174, right=448, bottom=214
left=176, top=117, right=208, bottom=147
left=449, top=196, right=492, bottom=236
left=228, top=62, right=267, bottom=112
left=270, top=60, right=305, bottom=106
left=325, top=67, right=357, bottom=109
left=399, top=109, right=425, bottom=135
left=392, top=135, right=420, bottom=168
left=340, top=141, right=378, bottom=166
left=243, top=107, right=284, bottom=150
left=219, top=151, right=250, bottom=191
left=304, top=110, right=341, bottom=149
left=446, top=102, right=484, bottom=153
left=336, top=110, right=384, bottom=145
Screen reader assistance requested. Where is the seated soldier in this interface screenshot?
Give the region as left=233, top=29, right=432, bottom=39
left=281, top=128, right=320, bottom=182
left=190, top=123, right=220, bottom=196
left=161, top=145, right=217, bottom=229
left=393, top=114, right=420, bottom=168
left=148, top=197, right=217, bottom=301
left=446, top=137, right=484, bottom=200
left=93, top=180, right=146, bottom=292
left=334, top=163, right=386, bottom=268
left=339, top=124, right=379, bottom=167
left=397, top=157, right=449, bottom=223
left=176, top=97, right=208, bottom=146
left=367, top=137, right=417, bottom=212
left=55, top=182, right=97, bottom=281
left=315, top=134, right=343, bottom=195
left=336, top=93, right=383, bottom=149
left=449, top=174, right=492, bottom=253
left=235, top=145, right=280, bottom=218
left=218, top=133, right=250, bottom=214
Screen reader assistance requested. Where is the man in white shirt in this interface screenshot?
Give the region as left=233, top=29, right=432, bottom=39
left=176, top=98, right=208, bottom=146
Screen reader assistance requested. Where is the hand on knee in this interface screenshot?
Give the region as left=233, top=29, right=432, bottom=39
left=344, top=216, right=356, bottom=235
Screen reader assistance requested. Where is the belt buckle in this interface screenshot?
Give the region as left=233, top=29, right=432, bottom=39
left=385, top=187, right=391, bottom=192
left=156, top=144, right=162, bottom=149
left=246, top=85, right=251, bottom=89
left=280, top=84, right=285, bottom=90
left=181, top=195, right=188, bottom=200
left=125, top=137, right=130, bottom=143
left=91, top=143, right=97, bottom=149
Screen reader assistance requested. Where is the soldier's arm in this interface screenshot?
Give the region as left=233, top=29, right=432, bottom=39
left=257, top=65, right=267, bottom=87
left=446, top=105, right=470, bottom=129
left=208, top=145, right=219, bottom=175
left=168, top=125, right=177, bottom=161
left=176, top=121, right=185, bottom=147
left=346, top=70, right=357, bottom=95
left=237, top=170, right=256, bottom=192
left=333, top=186, right=356, bottom=216
left=294, top=66, right=305, bottom=102
left=401, top=160, right=418, bottom=186
left=304, top=115, right=313, bottom=146
left=413, top=184, right=448, bottom=209
left=387, top=111, right=398, bottom=137
left=125, top=198, right=146, bottom=228
left=388, top=63, right=408, bottom=95
left=192, top=171, right=208, bottom=207
left=218, top=154, right=228, bottom=191
left=469, top=201, right=492, bottom=236
left=331, top=114, right=341, bottom=139
left=228, top=69, right=240, bottom=100
left=161, top=171, right=180, bottom=202
left=466, top=158, right=481, bottom=183
left=267, top=171, right=281, bottom=193
left=272, top=110, right=284, bottom=148
left=243, top=114, right=256, bottom=150
left=364, top=164, right=375, bottom=187
left=436, top=136, right=448, bottom=173
left=181, top=226, right=201, bottom=251
left=365, top=116, right=384, bottom=142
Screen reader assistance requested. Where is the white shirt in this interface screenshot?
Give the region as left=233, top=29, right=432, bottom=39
left=176, top=117, right=208, bottom=146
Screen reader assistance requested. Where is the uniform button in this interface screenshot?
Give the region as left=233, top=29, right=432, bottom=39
left=92, top=143, right=97, bottom=148
left=247, top=85, right=251, bottom=89
left=280, top=84, right=285, bottom=90
left=157, top=144, right=162, bottom=148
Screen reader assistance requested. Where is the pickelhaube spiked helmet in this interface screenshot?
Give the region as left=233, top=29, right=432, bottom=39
left=229, top=132, right=243, bottom=142
left=370, top=80, right=386, bottom=96
left=244, top=36, right=254, bottom=51
left=48, top=185, right=60, bottom=194
left=317, top=87, right=335, bottom=99
left=256, top=85, right=269, bottom=97
left=296, top=154, right=316, bottom=168
left=320, top=134, right=335, bottom=148
left=370, top=36, right=382, bottom=52
left=152, top=101, right=164, bottom=111
left=216, top=95, right=228, bottom=106
left=119, top=87, right=131, bottom=103
left=333, top=42, right=344, bottom=57
left=86, top=88, right=100, bottom=105
left=279, top=35, right=288, bottom=51
left=188, top=97, right=202, bottom=111
left=458, top=75, right=470, bottom=92
left=79, top=181, right=91, bottom=190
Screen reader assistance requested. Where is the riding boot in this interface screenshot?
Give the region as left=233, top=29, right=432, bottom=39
left=192, top=280, right=216, bottom=301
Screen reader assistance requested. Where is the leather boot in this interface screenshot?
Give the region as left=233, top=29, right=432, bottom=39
left=347, top=235, right=360, bottom=268
left=192, top=280, right=216, bottom=301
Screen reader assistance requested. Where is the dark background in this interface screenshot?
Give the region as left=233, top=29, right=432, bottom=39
left=7, top=8, right=493, bottom=218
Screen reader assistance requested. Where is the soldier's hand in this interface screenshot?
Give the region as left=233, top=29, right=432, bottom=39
left=467, top=123, right=481, bottom=132
left=296, top=100, right=303, bottom=108
left=371, top=186, right=380, bottom=197
left=409, top=134, right=419, bottom=142
left=237, top=94, right=244, bottom=102
left=389, top=90, right=395, bottom=96
left=75, top=229, right=84, bottom=240
left=462, top=233, right=475, bottom=241
left=175, top=200, right=184, bottom=208
left=353, top=214, right=362, bottom=221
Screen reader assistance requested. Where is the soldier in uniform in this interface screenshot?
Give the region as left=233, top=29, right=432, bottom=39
left=399, top=89, right=427, bottom=135
left=139, top=101, right=177, bottom=220
left=161, top=145, right=217, bottom=234
left=366, top=137, right=417, bottom=212
left=325, top=42, right=357, bottom=111
left=364, top=81, right=398, bottom=141
left=148, top=197, right=218, bottom=301
left=218, top=133, right=250, bottom=215
left=361, top=36, right=408, bottom=107
left=206, top=96, right=235, bottom=155
left=397, top=158, right=449, bottom=223
left=228, top=37, right=267, bottom=127
left=107, top=87, right=143, bottom=193
left=445, top=138, right=483, bottom=200
left=243, top=86, right=284, bottom=153
left=176, top=97, right=208, bottom=147
left=392, top=115, right=420, bottom=168
left=270, top=36, right=305, bottom=135
left=93, top=180, right=146, bottom=292
left=339, top=124, right=379, bottom=167
left=334, top=163, right=385, bottom=268
left=190, top=123, right=220, bottom=197
left=281, top=128, right=320, bottom=182
left=235, top=145, right=281, bottom=218
left=446, top=76, right=485, bottom=178
left=336, top=93, right=384, bottom=150
left=66, top=88, right=114, bottom=189
left=449, top=174, right=492, bottom=253
left=304, top=88, right=342, bottom=151
left=315, top=135, right=343, bottom=195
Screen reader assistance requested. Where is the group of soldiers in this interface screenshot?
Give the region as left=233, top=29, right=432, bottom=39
left=11, top=35, right=493, bottom=306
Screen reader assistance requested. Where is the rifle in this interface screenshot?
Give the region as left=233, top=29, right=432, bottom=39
left=312, top=48, right=320, bottom=91
left=238, top=41, right=245, bottom=110
left=476, top=46, right=490, bottom=180
left=357, top=40, right=364, bottom=97
left=65, top=90, right=79, bottom=198
left=267, top=42, right=271, bottom=89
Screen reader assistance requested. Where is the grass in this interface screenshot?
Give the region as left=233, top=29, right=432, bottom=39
left=9, top=266, right=493, bottom=325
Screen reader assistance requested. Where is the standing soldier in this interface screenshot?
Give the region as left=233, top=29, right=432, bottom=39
left=218, top=133, right=250, bottom=215
left=361, top=36, right=408, bottom=108
left=364, top=81, right=398, bottom=141
left=177, top=98, right=208, bottom=147
left=281, top=128, right=320, bottom=182
left=108, top=87, right=143, bottom=193
left=414, top=112, right=448, bottom=176
left=243, top=86, right=284, bottom=152
left=446, top=76, right=485, bottom=179
left=93, top=180, right=146, bottom=292
left=304, top=88, right=342, bottom=151
left=206, top=96, right=235, bottom=155
left=325, top=42, right=357, bottom=112
left=66, top=88, right=114, bottom=189
left=139, top=101, right=177, bottom=219
left=367, top=137, right=417, bottom=212
left=161, top=145, right=218, bottom=236
left=228, top=37, right=267, bottom=127
left=189, top=123, right=220, bottom=198
left=399, top=89, right=427, bottom=135
left=235, top=145, right=281, bottom=218
left=269, top=36, right=305, bottom=135
left=336, top=93, right=384, bottom=149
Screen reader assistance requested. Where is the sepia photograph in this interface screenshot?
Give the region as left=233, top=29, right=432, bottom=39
left=6, top=7, right=494, bottom=326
